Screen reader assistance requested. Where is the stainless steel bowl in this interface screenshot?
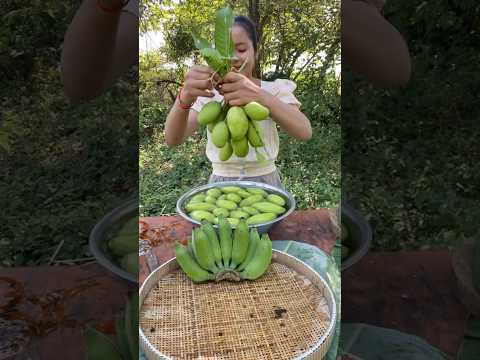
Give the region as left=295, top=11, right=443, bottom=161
left=176, top=181, right=296, bottom=233
left=89, top=198, right=138, bottom=283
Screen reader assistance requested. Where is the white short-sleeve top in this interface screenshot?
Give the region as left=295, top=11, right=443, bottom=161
left=191, top=79, right=301, bottom=177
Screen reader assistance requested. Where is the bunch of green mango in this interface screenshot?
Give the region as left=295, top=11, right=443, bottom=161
left=197, top=100, right=270, bottom=162
left=184, top=185, right=287, bottom=227
left=107, top=216, right=138, bottom=276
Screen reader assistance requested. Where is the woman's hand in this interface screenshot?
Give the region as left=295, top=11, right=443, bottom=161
left=220, top=72, right=265, bottom=106
left=181, top=65, right=221, bottom=104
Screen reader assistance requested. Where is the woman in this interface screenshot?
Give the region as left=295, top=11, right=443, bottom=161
left=164, top=16, right=312, bottom=189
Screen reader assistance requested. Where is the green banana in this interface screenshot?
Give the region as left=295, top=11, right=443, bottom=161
left=192, top=228, right=219, bottom=273
left=187, top=237, right=194, bottom=257
left=238, top=227, right=260, bottom=271
left=218, top=215, right=233, bottom=268
left=201, top=221, right=223, bottom=268
left=174, top=242, right=214, bottom=283
left=229, top=219, right=249, bottom=269
left=240, top=234, right=273, bottom=280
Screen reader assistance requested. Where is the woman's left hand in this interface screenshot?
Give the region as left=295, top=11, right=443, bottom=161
left=219, top=72, right=265, bottom=106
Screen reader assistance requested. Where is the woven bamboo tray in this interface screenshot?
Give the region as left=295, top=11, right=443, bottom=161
left=139, top=249, right=336, bottom=360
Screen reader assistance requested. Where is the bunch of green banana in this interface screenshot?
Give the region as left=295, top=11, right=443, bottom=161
left=197, top=99, right=270, bottom=163
left=175, top=217, right=273, bottom=283
left=85, top=293, right=138, bottom=360
left=184, top=185, right=287, bottom=228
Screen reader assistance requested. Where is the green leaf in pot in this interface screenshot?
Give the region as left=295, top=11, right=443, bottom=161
left=120, top=253, right=138, bottom=276
left=84, top=326, right=122, bottom=360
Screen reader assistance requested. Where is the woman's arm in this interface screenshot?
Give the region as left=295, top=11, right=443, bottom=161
left=164, top=101, right=199, bottom=147
left=60, top=0, right=138, bottom=103
left=342, top=0, right=411, bottom=87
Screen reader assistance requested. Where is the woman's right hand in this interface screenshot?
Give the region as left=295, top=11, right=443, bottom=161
left=180, top=65, right=221, bottom=104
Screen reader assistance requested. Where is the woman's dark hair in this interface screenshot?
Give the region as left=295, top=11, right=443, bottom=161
left=234, top=16, right=258, bottom=52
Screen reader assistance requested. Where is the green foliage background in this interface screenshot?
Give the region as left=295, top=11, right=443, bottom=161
left=343, top=0, right=480, bottom=250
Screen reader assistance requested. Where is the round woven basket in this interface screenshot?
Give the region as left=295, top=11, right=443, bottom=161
left=139, top=250, right=336, bottom=360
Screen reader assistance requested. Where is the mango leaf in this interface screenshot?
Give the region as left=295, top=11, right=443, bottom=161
left=215, top=6, right=234, bottom=58
left=200, top=47, right=228, bottom=75
left=191, top=31, right=211, bottom=51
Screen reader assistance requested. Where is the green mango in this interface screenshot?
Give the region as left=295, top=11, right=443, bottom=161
left=244, top=101, right=270, bottom=121
left=204, top=196, right=217, bottom=205
left=213, top=207, right=230, bottom=218
left=211, top=121, right=229, bottom=148
left=120, top=252, right=138, bottom=275
left=231, top=137, right=249, bottom=158
left=247, top=120, right=263, bottom=147
left=226, top=193, right=242, bottom=203
left=207, top=120, right=217, bottom=132
left=190, top=193, right=206, bottom=203
left=219, top=141, right=233, bottom=161
left=266, top=194, right=286, bottom=207
left=226, top=106, right=249, bottom=140
left=242, top=206, right=259, bottom=216
left=236, top=189, right=251, bottom=198
left=108, top=234, right=137, bottom=257
left=230, top=210, right=250, bottom=219
left=198, top=101, right=222, bottom=125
